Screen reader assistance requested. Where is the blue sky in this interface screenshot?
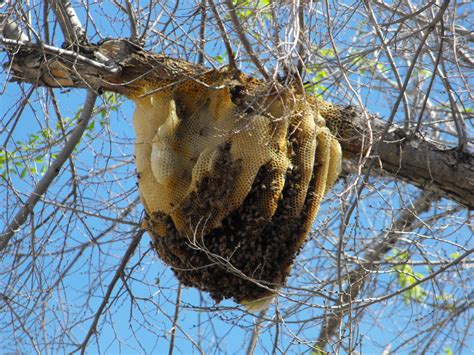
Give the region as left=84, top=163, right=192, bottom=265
left=1, top=1, right=472, bottom=354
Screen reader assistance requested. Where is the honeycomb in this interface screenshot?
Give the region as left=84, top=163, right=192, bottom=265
left=4, top=37, right=348, bottom=307
left=132, top=69, right=342, bottom=308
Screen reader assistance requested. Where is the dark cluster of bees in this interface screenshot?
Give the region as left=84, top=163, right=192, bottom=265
left=147, top=138, right=319, bottom=304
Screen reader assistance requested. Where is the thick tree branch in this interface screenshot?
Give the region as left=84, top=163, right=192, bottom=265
left=1, top=39, right=473, bottom=209
left=337, top=105, right=474, bottom=209
left=0, top=14, right=28, bottom=41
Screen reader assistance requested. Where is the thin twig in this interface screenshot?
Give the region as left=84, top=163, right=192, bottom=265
left=337, top=0, right=451, bottom=252
left=338, top=247, right=474, bottom=312
left=198, top=0, right=207, bottom=66
left=414, top=19, right=444, bottom=134
left=314, top=192, right=436, bottom=351
left=208, top=0, right=237, bottom=71
left=296, top=2, right=305, bottom=78
left=224, top=0, right=270, bottom=80
left=373, top=0, right=474, bottom=68
left=366, top=0, right=449, bottom=144
left=75, top=228, right=145, bottom=354
left=50, top=0, right=87, bottom=45
left=439, top=55, right=469, bottom=152
left=246, top=308, right=268, bottom=355
left=0, top=90, right=97, bottom=253
left=124, top=0, right=139, bottom=42
left=168, top=282, right=182, bottom=355
left=365, top=0, right=412, bottom=128
left=138, top=0, right=154, bottom=42
left=380, top=1, right=436, bottom=26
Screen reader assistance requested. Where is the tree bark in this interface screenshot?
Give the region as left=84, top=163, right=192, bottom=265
left=2, top=37, right=473, bottom=209
left=339, top=107, right=474, bottom=209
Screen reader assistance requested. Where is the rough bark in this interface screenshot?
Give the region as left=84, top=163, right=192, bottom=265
left=339, top=109, right=474, bottom=209
left=1, top=38, right=473, bottom=209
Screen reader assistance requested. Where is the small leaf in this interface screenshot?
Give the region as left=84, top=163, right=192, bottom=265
left=214, top=55, right=224, bottom=64
left=319, top=48, right=335, bottom=58
left=450, top=252, right=461, bottom=259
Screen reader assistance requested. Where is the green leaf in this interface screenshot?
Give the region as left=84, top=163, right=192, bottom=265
left=311, top=346, right=328, bottom=355
left=232, top=0, right=270, bottom=20
left=214, top=55, right=224, bottom=64
left=450, top=252, right=461, bottom=259
left=391, top=252, right=427, bottom=304
left=319, top=48, right=335, bottom=58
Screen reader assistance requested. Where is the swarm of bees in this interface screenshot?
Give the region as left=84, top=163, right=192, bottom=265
left=6, top=37, right=345, bottom=308
left=132, top=66, right=343, bottom=309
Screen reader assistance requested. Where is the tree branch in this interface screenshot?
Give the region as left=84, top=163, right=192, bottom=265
left=208, top=0, right=237, bottom=71
left=337, top=107, right=474, bottom=209
left=315, top=191, right=436, bottom=351
left=0, top=90, right=97, bottom=253
left=246, top=309, right=268, bottom=355
left=0, top=36, right=121, bottom=75
left=2, top=39, right=473, bottom=208
left=74, top=228, right=144, bottom=354
left=168, top=282, right=182, bottom=355
left=49, top=0, right=87, bottom=45
left=224, top=0, right=270, bottom=80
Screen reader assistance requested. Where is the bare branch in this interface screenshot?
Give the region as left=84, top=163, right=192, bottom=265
left=124, top=0, right=139, bottom=42
left=208, top=0, right=237, bottom=71
left=338, top=107, right=474, bottom=209
left=0, top=2, right=472, bottom=353
left=198, top=1, right=207, bottom=66
left=224, top=0, right=270, bottom=80
left=168, top=282, right=182, bottom=355
left=246, top=309, right=268, bottom=355
left=0, top=14, right=28, bottom=41
left=75, top=228, right=144, bottom=354
left=49, top=0, right=87, bottom=45
left=342, top=248, right=474, bottom=311
left=3, top=39, right=473, bottom=208
left=364, top=0, right=411, bottom=128
left=315, top=191, right=436, bottom=351
left=0, top=36, right=121, bottom=75
left=0, top=90, right=98, bottom=253
left=372, top=0, right=474, bottom=68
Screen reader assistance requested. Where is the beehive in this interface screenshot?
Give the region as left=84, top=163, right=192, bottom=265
left=132, top=70, right=342, bottom=307
left=4, top=37, right=345, bottom=307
